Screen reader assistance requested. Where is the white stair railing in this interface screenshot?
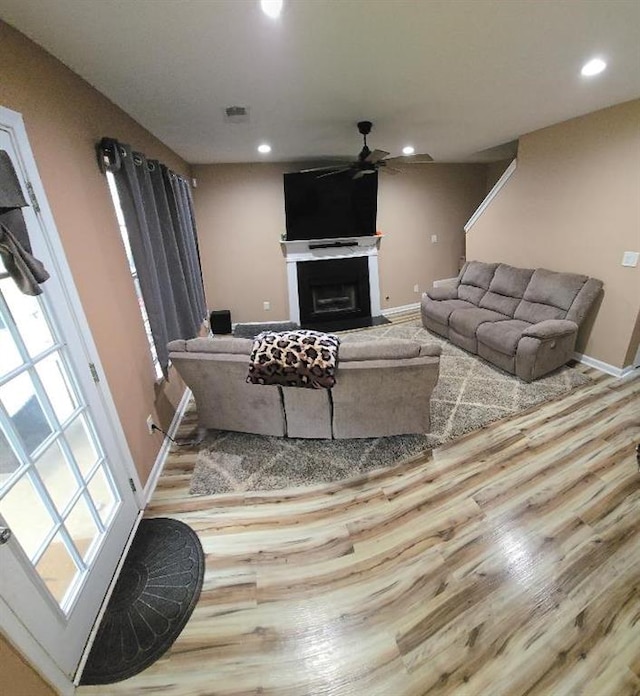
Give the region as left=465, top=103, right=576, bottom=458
left=464, top=158, right=517, bottom=233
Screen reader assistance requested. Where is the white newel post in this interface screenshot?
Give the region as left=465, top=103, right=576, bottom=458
left=281, top=236, right=382, bottom=324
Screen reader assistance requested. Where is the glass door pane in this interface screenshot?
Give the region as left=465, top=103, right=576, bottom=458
left=0, top=279, right=121, bottom=613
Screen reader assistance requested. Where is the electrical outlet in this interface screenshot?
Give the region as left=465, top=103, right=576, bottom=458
left=622, top=251, right=639, bottom=267
left=146, top=415, right=154, bottom=435
left=263, top=301, right=271, bottom=311
left=431, top=234, right=438, bottom=243
left=413, top=284, right=420, bottom=293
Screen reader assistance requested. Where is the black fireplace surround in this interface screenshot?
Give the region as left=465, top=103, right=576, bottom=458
left=297, top=257, right=371, bottom=330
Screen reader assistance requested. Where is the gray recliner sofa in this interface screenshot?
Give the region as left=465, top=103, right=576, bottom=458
left=421, top=261, right=602, bottom=382
left=168, top=336, right=441, bottom=439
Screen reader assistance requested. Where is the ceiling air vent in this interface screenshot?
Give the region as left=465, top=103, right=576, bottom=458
left=224, top=106, right=250, bottom=124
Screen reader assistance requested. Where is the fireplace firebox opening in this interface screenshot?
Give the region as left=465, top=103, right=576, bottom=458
left=297, top=257, right=371, bottom=329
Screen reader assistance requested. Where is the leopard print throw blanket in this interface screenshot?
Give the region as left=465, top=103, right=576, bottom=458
left=247, top=330, right=340, bottom=389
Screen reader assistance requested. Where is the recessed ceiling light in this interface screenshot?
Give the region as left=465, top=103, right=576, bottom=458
left=260, top=0, right=283, bottom=19
left=257, top=143, right=271, bottom=154
left=581, top=58, right=607, bottom=77
left=402, top=146, right=415, bottom=156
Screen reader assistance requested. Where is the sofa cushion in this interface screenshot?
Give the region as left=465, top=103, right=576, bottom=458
left=460, top=261, right=499, bottom=290
left=458, top=284, right=486, bottom=305
left=339, top=339, right=421, bottom=361
left=427, top=285, right=459, bottom=301
left=456, top=261, right=499, bottom=306
left=522, top=268, right=587, bottom=311
left=489, top=264, right=535, bottom=298
left=449, top=308, right=510, bottom=338
left=565, top=278, right=603, bottom=325
left=185, top=336, right=253, bottom=354
left=513, top=300, right=566, bottom=324
left=479, top=291, right=520, bottom=317
left=476, top=264, right=535, bottom=317
left=424, top=298, right=476, bottom=325
left=476, top=320, right=532, bottom=356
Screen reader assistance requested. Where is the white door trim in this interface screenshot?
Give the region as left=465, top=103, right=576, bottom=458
left=0, top=105, right=143, bottom=501
left=0, top=104, right=142, bottom=685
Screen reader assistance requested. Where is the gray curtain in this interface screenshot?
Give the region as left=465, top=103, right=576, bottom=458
left=97, top=138, right=207, bottom=377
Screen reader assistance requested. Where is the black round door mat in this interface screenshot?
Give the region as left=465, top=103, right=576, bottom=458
left=80, top=517, right=205, bottom=685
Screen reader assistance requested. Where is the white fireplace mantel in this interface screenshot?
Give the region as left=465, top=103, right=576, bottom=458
left=281, top=235, right=382, bottom=324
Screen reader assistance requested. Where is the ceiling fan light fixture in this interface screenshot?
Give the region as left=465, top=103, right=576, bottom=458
left=260, top=0, right=283, bottom=19
left=402, top=146, right=415, bottom=156
left=257, top=143, right=272, bottom=154
left=581, top=57, right=606, bottom=76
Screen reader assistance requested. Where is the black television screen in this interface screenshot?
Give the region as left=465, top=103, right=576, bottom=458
left=283, top=170, right=378, bottom=240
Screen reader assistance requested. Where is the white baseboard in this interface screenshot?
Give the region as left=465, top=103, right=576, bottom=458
left=382, top=302, right=421, bottom=317
left=142, top=387, right=193, bottom=505
left=573, top=352, right=637, bottom=378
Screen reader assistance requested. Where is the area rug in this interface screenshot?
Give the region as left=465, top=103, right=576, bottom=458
left=189, top=319, right=591, bottom=496
left=80, top=518, right=204, bottom=685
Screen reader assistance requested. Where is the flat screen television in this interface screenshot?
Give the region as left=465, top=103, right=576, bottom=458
left=283, top=170, right=378, bottom=241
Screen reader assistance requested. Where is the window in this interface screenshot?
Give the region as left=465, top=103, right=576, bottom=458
left=105, top=172, right=163, bottom=380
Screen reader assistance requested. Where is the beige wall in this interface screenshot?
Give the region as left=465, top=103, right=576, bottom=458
left=0, top=21, right=187, bottom=493
left=192, top=162, right=487, bottom=320
left=467, top=100, right=640, bottom=368
left=377, top=164, right=486, bottom=307
left=0, top=636, right=55, bottom=696
left=485, top=159, right=513, bottom=193
left=193, top=164, right=290, bottom=321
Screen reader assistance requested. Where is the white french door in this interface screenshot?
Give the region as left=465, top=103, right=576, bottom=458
left=0, top=108, right=140, bottom=681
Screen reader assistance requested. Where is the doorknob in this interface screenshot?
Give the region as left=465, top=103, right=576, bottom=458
left=0, top=527, right=12, bottom=545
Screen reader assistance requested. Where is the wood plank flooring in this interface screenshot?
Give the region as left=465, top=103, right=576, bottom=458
left=78, top=363, right=640, bottom=696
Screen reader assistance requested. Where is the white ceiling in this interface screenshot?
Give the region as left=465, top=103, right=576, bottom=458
left=1, top=0, right=639, bottom=164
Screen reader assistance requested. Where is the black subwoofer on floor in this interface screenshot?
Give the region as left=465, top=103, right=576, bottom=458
left=210, top=310, right=232, bottom=335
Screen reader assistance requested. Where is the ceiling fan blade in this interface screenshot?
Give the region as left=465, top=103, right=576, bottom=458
left=300, top=164, right=350, bottom=173
left=412, top=153, right=434, bottom=163
left=365, top=149, right=390, bottom=164
left=352, top=169, right=378, bottom=179
left=316, top=167, right=351, bottom=178
left=387, top=152, right=435, bottom=164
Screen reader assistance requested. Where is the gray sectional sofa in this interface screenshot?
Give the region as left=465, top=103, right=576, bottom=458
left=421, top=261, right=602, bottom=381
left=168, top=336, right=441, bottom=439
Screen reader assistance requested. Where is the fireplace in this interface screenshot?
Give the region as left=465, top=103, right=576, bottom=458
left=297, top=257, right=370, bottom=328
left=280, top=235, right=382, bottom=330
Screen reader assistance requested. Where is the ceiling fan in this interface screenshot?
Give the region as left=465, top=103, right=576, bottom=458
left=301, top=121, right=434, bottom=179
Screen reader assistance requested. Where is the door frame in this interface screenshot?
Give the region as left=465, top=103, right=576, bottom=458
left=0, top=106, right=143, bottom=692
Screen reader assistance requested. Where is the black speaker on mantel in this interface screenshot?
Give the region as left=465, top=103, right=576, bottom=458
left=209, top=310, right=231, bottom=335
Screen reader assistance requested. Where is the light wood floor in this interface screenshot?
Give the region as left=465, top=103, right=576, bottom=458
left=78, top=363, right=640, bottom=696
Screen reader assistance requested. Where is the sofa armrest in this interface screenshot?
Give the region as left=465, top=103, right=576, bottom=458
left=522, top=319, right=578, bottom=339
left=426, top=285, right=459, bottom=301
left=167, top=339, right=187, bottom=352
left=419, top=343, right=442, bottom=357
